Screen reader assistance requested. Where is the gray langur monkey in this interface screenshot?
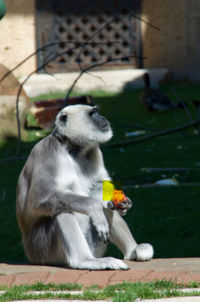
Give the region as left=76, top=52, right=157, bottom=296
left=16, top=105, right=153, bottom=270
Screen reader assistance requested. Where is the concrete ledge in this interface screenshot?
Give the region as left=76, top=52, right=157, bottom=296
left=126, top=258, right=200, bottom=273
left=140, top=298, right=200, bottom=302
left=20, top=68, right=169, bottom=98
left=0, top=258, right=199, bottom=287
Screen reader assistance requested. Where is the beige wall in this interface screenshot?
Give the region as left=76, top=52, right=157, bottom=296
left=141, top=0, right=186, bottom=77
left=141, top=0, right=200, bottom=80
left=0, top=0, right=36, bottom=78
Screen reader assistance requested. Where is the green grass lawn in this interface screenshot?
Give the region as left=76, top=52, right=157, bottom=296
left=0, top=281, right=200, bottom=301
left=0, top=81, right=200, bottom=263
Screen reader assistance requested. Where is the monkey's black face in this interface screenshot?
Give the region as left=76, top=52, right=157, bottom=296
left=89, top=107, right=110, bottom=132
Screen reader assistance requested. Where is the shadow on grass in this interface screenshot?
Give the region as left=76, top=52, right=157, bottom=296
left=1, top=86, right=200, bottom=263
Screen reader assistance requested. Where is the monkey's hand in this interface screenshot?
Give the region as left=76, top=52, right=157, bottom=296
left=90, top=211, right=109, bottom=243
left=107, top=197, right=132, bottom=216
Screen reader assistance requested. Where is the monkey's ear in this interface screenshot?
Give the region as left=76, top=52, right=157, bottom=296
left=59, top=113, right=68, bottom=123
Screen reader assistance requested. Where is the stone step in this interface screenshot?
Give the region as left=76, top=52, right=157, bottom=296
left=20, top=68, right=169, bottom=97
left=0, top=258, right=199, bottom=287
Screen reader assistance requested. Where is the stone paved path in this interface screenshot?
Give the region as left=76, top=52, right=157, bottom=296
left=0, top=258, right=199, bottom=288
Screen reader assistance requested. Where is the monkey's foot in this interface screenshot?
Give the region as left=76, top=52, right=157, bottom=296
left=125, top=243, right=154, bottom=261
left=70, top=257, right=129, bottom=270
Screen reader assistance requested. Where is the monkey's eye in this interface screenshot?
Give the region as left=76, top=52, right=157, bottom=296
left=59, top=114, right=67, bottom=123
left=89, top=107, right=98, bottom=116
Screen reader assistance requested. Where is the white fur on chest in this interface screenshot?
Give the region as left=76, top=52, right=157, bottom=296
left=56, top=151, right=94, bottom=196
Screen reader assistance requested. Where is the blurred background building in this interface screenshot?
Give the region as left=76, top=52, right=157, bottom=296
left=0, top=0, right=200, bottom=81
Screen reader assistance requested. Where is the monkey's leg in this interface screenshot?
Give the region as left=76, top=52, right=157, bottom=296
left=55, top=213, right=129, bottom=270
left=105, top=210, right=154, bottom=261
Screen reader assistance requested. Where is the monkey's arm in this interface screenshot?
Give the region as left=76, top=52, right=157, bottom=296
left=25, top=176, right=109, bottom=243
left=104, top=209, right=137, bottom=258
left=104, top=209, right=154, bottom=260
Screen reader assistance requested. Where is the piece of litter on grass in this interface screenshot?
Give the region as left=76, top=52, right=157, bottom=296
left=155, top=178, right=179, bottom=186
left=125, top=130, right=146, bottom=137
left=119, top=148, right=125, bottom=152
left=141, top=167, right=151, bottom=173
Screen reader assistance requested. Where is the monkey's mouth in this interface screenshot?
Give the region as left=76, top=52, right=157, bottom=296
left=91, top=113, right=110, bottom=132
left=99, top=120, right=110, bottom=132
